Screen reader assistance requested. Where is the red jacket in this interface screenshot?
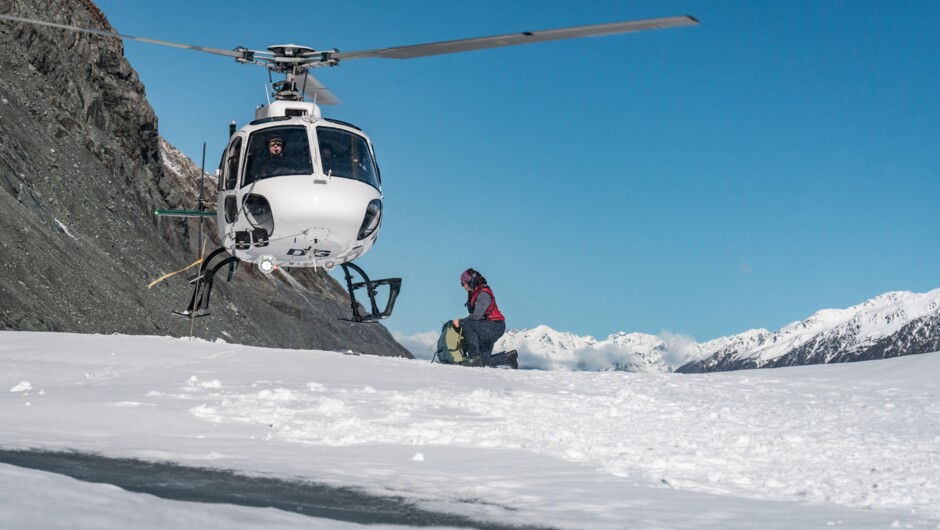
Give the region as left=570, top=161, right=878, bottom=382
left=468, top=285, right=505, bottom=321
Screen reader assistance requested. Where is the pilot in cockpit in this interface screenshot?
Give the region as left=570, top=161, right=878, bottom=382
left=267, top=136, right=283, bottom=156
left=251, top=136, right=287, bottom=179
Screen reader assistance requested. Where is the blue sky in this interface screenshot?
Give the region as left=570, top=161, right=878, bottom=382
left=91, top=0, right=940, bottom=342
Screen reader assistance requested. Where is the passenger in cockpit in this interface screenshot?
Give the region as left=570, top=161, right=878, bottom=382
left=320, top=143, right=336, bottom=175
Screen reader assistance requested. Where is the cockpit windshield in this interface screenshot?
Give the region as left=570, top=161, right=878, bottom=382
left=243, top=126, right=313, bottom=186
left=317, top=127, right=380, bottom=189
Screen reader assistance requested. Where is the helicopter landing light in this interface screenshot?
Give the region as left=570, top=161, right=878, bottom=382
left=257, top=255, right=277, bottom=274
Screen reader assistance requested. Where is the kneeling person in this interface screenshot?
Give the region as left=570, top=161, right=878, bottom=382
left=452, top=268, right=516, bottom=368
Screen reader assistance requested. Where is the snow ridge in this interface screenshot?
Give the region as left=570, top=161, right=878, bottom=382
left=158, top=137, right=216, bottom=201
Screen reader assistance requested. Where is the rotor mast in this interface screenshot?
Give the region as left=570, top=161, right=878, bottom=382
left=239, top=44, right=342, bottom=103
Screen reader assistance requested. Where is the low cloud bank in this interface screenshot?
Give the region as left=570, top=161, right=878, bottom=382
left=657, top=331, right=704, bottom=368
left=393, top=327, right=704, bottom=371
left=391, top=331, right=440, bottom=361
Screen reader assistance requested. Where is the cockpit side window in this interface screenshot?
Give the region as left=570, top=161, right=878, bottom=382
left=243, top=126, right=313, bottom=186
left=222, top=136, right=242, bottom=191
left=317, top=127, right=380, bottom=189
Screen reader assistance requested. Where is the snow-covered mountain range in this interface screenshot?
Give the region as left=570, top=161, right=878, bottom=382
left=678, top=288, right=940, bottom=373
left=397, top=287, right=940, bottom=373
left=494, top=326, right=673, bottom=372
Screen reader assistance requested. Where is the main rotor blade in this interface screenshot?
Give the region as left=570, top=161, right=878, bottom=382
left=0, top=13, right=248, bottom=59
left=331, top=15, right=699, bottom=61
left=291, top=71, right=342, bottom=105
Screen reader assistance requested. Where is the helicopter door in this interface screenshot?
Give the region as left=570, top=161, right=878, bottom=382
left=218, top=136, right=243, bottom=239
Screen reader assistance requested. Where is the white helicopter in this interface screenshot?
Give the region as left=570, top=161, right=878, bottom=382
left=0, top=12, right=698, bottom=322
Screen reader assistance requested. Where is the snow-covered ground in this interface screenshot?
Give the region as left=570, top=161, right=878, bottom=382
left=2, top=331, right=938, bottom=529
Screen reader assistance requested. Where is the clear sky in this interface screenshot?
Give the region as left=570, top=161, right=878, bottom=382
left=89, top=0, right=940, bottom=342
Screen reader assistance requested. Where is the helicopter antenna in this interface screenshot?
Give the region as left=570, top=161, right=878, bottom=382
left=266, top=69, right=273, bottom=104
left=197, top=142, right=207, bottom=259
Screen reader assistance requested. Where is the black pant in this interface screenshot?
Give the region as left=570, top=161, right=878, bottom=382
left=462, top=319, right=506, bottom=367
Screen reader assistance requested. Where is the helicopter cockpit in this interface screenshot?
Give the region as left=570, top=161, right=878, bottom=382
left=243, top=126, right=314, bottom=185
left=238, top=123, right=380, bottom=191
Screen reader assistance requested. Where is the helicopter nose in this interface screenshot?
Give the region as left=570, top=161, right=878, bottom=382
left=255, top=176, right=382, bottom=246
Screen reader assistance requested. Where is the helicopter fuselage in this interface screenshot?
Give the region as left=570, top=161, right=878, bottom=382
left=217, top=100, right=383, bottom=273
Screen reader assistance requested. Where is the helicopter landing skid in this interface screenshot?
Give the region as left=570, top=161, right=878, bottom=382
left=174, top=247, right=239, bottom=319
left=339, top=262, right=401, bottom=323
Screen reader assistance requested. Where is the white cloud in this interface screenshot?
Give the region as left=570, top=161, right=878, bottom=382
left=391, top=330, right=439, bottom=361
left=657, top=331, right=702, bottom=369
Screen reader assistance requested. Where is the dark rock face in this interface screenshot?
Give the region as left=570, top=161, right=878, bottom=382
left=0, top=0, right=410, bottom=357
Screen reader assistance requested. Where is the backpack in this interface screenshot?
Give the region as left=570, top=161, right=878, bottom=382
left=433, top=321, right=468, bottom=364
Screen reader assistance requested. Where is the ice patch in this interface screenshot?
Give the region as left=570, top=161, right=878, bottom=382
left=314, top=397, right=345, bottom=415
left=186, top=376, right=222, bottom=389
left=10, top=381, right=31, bottom=393
left=106, top=402, right=155, bottom=408
left=190, top=404, right=222, bottom=422
left=53, top=219, right=77, bottom=239
left=257, top=389, right=296, bottom=402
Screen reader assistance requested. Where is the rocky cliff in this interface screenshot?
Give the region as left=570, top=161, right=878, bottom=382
left=0, top=0, right=409, bottom=357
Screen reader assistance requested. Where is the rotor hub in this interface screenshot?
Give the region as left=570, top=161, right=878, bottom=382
left=268, top=44, right=315, bottom=60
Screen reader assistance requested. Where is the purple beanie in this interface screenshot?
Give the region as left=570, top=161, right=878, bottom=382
left=460, top=269, right=473, bottom=284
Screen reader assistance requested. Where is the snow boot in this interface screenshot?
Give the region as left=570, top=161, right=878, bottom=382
left=507, top=350, right=519, bottom=369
